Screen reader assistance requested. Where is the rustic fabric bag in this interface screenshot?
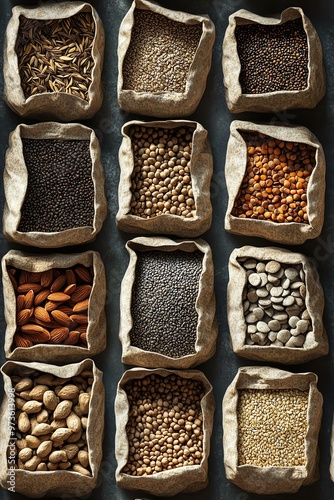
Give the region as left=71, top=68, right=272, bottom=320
left=223, top=366, right=322, bottom=494
left=119, top=236, right=217, bottom=368
left=116, top=120, right=213, bottom=237
left=224, top=120, right=326, bottom=244
left=3, top=122, right=107, bottom=248
left=115, top=367, right=214, bottom=496
left=227, top=246, right=328, bottom=364
left=3, top=2, right=104, bottom=120
left=117, top=0, right=215, bottom=117
left=222, top=7, right=326, bottom=113
left=0, top=358, right=104, bottom=498
left=1, top=249, right=106, bottom=363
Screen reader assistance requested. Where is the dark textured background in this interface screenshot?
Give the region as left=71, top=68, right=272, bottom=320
left=0, top=1, right=334, bottom=499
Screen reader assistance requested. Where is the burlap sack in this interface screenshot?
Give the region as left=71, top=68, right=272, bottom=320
left=223, top=366, right=322, bottom=494
left=227, top=246, right=328, bottom=364
left=1, top=249, right=106, bottom=363
left=222, top=7, right=326, bottom=113
left=115, top=367, right=214, bottom=496
left=0, top=358, right=104, bottom=498
left=119, top=236, right=217, bottom=368
left=117, top=0, right=215, bottom=117
left=224, top=120, right=326, bottom=244
left=116, top=120, right=213, bottom=237
left=3, top=2, right=104, bottom=120
left=3, top=122, right=107, bottom=248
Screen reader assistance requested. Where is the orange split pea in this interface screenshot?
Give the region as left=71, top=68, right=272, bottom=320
left=231, top=131, right=316, bottom=223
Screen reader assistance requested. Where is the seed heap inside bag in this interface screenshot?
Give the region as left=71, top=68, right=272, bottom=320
left=10, top=367, right=93, bottom=474
left=239, top=257, right=312, bottom=348
left=237, top=389, right=308, bottom=467
left=130, top=250, right=203, bottom=358
left=122, top=9, right=202, bottom=93
left=235, top=18, right=309, bottom=94
left=122, top=374, right=204, bottom=475
left=232, top=131, right=316, bottom=223
left=129, top=125, right=196, bottom=218
left=18, top=139, right=94, bottom=232
left=16, top=12, right=95, bottom=101
left=8, top=264, right=93, bottom=348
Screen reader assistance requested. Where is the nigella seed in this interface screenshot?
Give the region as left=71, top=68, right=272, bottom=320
left=18, top=139, right=94, bottom=233
left=130, top=250, right=203, bottom=358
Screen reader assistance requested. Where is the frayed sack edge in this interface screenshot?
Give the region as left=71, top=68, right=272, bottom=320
left=222, top=366, right=322, bottom=494
left=115, top=367, right=215, bottom=496
left=116, top=119, right=213, bottom=237
left=119, top=236, right=217, bottom=368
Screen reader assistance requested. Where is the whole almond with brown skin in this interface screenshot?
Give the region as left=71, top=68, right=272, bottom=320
left=57, top=305, right=74, bottom=315
left=49, top=327, right=69, bottom=344
left=51, top=310, right=71, bottom=326
left=34, top=306, right=51, bottom=323
left=27, top=271, right=42, bottom=283
left=34, top=288, right=50, bottom=306
left=16, top=396, right=27, bottom=410
left=80, top=332, right=87, bottom=345
left=76, top=325, right=88, bottom=334
left=16, top=438, right=28, bottom=450
left=25, top=436, right=41, bottom=449
left=36, top=440, right=52, bottom=458
left=32, top=318, right=61, bottom=329
left=24, top=455, right=41, bottom=471
left=72, top=464, right=91, bottom=476
left=66, top=411, right=82, bottom=433
left=21, top=324, right=50, bottom=336
left=47, top=292, right=71, bottom=302
left=18, top=283, right=42, bottom=293
left=43, top=390, right=58, bottom=410
left=37, top=463, right=48, bottom=471
left=71, top=285, right=92, bottom=303
left=18, top=270, right=29, bottom=285
left=78, top=450, right=89, bottom=468
left=50, top=275, right=67, bottom=293
left=58, top=384, right=80, bottom=400
left=49, top=450, right=68, bottom=463
left=63, top=283, right=76, bottom=295
left=18, top=447, right=33, bottom=463
left=36, top=409, right=49, bottom=423
left=41, top=269, right=53, bottom=288
left=67, top=431, right=82, bottom=444
left=32, top=423, right=53, bottom=436
left=51, top=428, right=73, bottom=445
left=45, top=300, right=61, bottom=312
left=16, top=294, right=26, bottom=312
left=24, top=289, right=35, bottom=309
left=15, top=377, right=33, bottom=392
left=53, top=400, right=73, bottom=419
left=17, top=308, right=32, bottom=326
left=22, top=400, right=43, bottom=414
left=63, top=331, right=80, bottom=345
left=66, top=269, right=76, bottom=285
left=18, top=411, right=31, bottom=433
left=63, top=443, right=79, bottom=460
left=74, top=266, right=92, bottom=283
left=29, top=385, right=49, bottom=401
left=73, top=299, right=89, bottom=313
left=14, top=333, right=33, bottom=348
left=70, top=314, right=89, bottom=325
left=79, top=393, right=90, bottom=414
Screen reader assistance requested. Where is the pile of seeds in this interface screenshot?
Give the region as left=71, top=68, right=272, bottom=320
left=240, top=257, right=312, bottom=348
left=231, top=132, right=315, bottom=223
left=129, top=125, right=196, bottom=218
left=235, top=18, right=309, bottom=94
left=8, top=264, right=93, bottom=348
left=122, top=9, right=202, bottom=93
left=18, top=139, right=94, bottom=233
left=130, top=250, right=203, bottom=358
left=237, top=389, right=308, bottom=467
left=11, top=368, right=93, bottom=474
left=16, top=13, right=94, bottom=100
left=122, top=374, right=204, bottom=475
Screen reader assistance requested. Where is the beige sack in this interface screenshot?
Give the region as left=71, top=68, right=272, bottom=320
left=119, top=236, right=217, bottom=368
left=222, top=7, right=325, bottom=113
left=3, top=2, right=104, bottom=120
left=223, top=366, right=322, bottom=494
left=224, top=120, right=325, bottom=244
left=227, top=246, right=328, bottom=364
left=0, top=358, right=104, bottom=498
left=1, top=249, right=106, bottom=363
left=3, top=122, right=107, bottom=248
left=117, top=0, right=215, bottom=117
left=116, top=120, right=213, bottom=237
left=115, top=367, right=215, bottom=496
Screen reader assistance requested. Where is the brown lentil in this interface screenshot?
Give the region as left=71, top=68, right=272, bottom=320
left=122, top=9, right=202, bottom=93
left=231, top=131, right=316, bottom=223
left=18, top=139, right=94, bottom=232
left=129, top=125, right=196, bottom=219
left=122, top=374, right=204, bottom=475
left=236, top=18, right=308, bottom=94
left=16, top=13, right=95, bottom=101
left=237, top=389, right=308, bottom=467
left=130, top=250, right=203, bottom=358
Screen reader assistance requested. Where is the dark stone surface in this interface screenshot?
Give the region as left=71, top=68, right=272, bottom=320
left=0, top=0, right=333, bottom=499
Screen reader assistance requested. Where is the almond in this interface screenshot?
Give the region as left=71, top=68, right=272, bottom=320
left=50, top=274, right=67, bottom=293
left=71, top=285, right=92, bottom=303
left=57, top=305, right=74, bottom=315
left=27, top=271, right=42, bottom=283
left=17, top=283, right=43, bottom=293
left=21, top=324, right=49, bottom=335
left=58, top=384, right=80, bottom=400
left=51, top=427, right=73, bottom=445
left=34, top=306, right=51, bottom=323
left=51, top=418, right=67, bottom=430
left=36, top=440, right=52, bottom=458
left=18, top=411, right=31, bottom=433
left=18, top=270, right=29, bottom=285
left=29, top=385, right=49, bottom=401
left=63, top=283, right=76, bottom=295
left=72, top=464, right=91, bottom=476
left=21, top=330, right=50, bottom=343
left=16, top=294, right=26, bottom=312
left=70, top=314, right=89, bottom=325
left=76, top=325, right=88, bottom=334
left=32, top=423, right=53, bottom=436
left=73, top=299, right=89, bottom=313
left=18, top=447, right=33, bottom=463
left=80, top=332, right=87, bottom=345
left=24, top=289, right=35, bottom=309
left=47, top=292, right=71, bottom=302
left=15, top=377, right=33, bottom=392
left=45, top=300, right=61, bottom=312
left=34, top=288, right=50, bottom=306
left=78, top=393, right=90, bottom=415
left=37, top=463, right=48, bottom=471
left=41, top=269, right=53, bottom=288
left=53, top=400, right=73, bottom=419
left=36, top=409, right=49, bottom=423
left=62, top=443, right=79, bottom=460
left=24, top=455, right=41, bottom=471
left=78, top=450, right=89, bottom=468
left=66, top=269, right=76, bottom=285
left=66, top=411, right=82, bottom=433
left=16, top=308, right=32, bottom=326
left=35, top=373, right=54, bottom=385
left=74, top=266, right=92, bottom=283
left=63, top=331, right=80, bottom=345
left=49, top=327, right=69, bottom=344
left=51, top=310, right=71, bottom=327
left=49, top=450, right=68, bottom=463
left=31, top=317, right=61, bottom=329
left=22, top=400, right=43, bottom=414
left=43, top=390, right=59, bottom=411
